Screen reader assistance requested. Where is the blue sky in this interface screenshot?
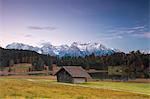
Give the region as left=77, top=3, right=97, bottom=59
left=0, top=0, right=149, bottom=52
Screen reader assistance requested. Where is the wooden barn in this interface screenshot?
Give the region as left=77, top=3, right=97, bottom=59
left=87, top=69, right=108, bottom=80
left=55, top=66, right=91, bottom=83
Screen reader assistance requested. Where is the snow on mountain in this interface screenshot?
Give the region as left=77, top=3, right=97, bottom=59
left=40, top=42, right=56, bottom=55
left=110, top=48, right=121, bottom=52
left=6, top=42, right=118, bottom=56
left=138, top=50, right=150, bottom=54
left=6, top=42, right=41, bottom=52
left=68, top=43, right=82, bottom=56
left=54, top=45, right=70, bottom=56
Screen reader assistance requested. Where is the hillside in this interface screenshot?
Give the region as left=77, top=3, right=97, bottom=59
left=0, top=47, right=55, bottom=70
left=3, top=63, right=32, bottom=73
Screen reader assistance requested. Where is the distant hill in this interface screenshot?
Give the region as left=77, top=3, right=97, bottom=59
left=0, top=47, right=55, bottom=69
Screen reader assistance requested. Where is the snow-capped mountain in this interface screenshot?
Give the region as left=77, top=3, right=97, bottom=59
left=6, top=42, right=41, bottom=53
left=6, top=42, right=120, bottom=56
left=40, top=43, right=56, bottom=55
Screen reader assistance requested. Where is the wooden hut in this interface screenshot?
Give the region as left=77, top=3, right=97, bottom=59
left=87, top=69, right=108, bottom=79
left=55, top=66, right=91, bottom=83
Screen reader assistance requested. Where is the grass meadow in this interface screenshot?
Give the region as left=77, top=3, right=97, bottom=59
left=81, top=81, right=150, bottom=95
left=0, top=76, right=149, bottom=99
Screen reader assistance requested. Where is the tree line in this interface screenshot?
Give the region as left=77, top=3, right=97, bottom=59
left=0, top=47, right=149, bottom=78
left=0, top=47, right=56, bottom=71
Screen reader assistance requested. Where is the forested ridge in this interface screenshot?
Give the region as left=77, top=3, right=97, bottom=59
left=0, top=47, right=55, bottom=71
left=0, top=47, right=149, bottom=78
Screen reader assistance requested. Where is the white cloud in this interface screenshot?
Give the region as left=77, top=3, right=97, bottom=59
left=131, top=25, right=145, bottom=30
left=132, top=32, right=150, bottom=38
left=105, top=25, right=148, bottom=39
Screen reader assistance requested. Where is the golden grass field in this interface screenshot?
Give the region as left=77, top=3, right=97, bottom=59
left=0, top=76, right=149, bottom=99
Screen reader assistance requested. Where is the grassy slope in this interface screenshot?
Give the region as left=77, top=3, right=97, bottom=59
left=81, top=81, right=150, bottom=95
left=4, top=63, right=32, bottom=73
left=0, top=76, right=149, bottom=99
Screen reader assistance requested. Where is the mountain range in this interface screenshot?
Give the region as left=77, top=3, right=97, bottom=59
left=6, top=42, right=120, bottom=57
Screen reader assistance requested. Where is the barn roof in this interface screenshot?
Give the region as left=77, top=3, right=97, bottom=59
left=56, top=66, right=91, bottom=79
